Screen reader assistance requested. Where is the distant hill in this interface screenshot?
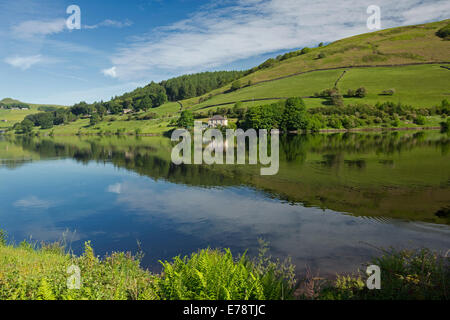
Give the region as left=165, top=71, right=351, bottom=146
left=0, top=98, right=67, bottom=129
left=0, top=98, right=66, bottom=109
left=0, top=98, right=24, bottom=105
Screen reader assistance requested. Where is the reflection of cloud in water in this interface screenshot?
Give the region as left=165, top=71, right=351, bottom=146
left=9, top=226, right=83, bottom=245
left=112, top=180, right=450, bottom=276
left=13, top=196, right=58, bottom=209
left=107, top=183, right=122, bottom=194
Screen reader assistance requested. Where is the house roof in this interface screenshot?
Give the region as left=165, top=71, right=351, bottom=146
left=209, top=115, right=226, bottom=120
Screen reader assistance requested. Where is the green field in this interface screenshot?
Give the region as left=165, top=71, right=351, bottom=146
left=181, top=64, right=450, bottom=112
left=0, top=107, right=39, bottom=129
left=40, top=117, right=174, bottom=135
left=0, top=100, right=67, bottom=130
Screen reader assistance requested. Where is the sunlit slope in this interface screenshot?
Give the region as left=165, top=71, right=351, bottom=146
left=171, top=19, right=450, bottom=110
left=183, top=64, right=450, bottom=111
left=0, top=99, right=67, bottom=129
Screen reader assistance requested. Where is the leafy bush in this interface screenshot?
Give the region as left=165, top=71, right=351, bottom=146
left=90, top=114, right=101, bottom=126
left=355, top=87, right=367, bottom=98
left=230, top=80, right=242, bottom=92
left=158, top=242, right=296, bottom=300
left=258, top=58, right=276, bottom=70
left=158, top=249, right=265, bottom=300
left=414, top=115, right=426, bottom=125
left=330, top=92, right=344, bottom=107
left=391, top=119, right=400, bottom=127
left=436, top=23, right=450, bottom=40
left=314, top=88, right=338, bottom=98
left=300, top=47, right=311, bottom=54
left=0, top=240, right=157, bottom=300
left=317, top=52, right=326, bottom=59
left=317, top=248, right=450, bottom=300
left=346, top=89, right=356, bottom=97
left=177, top=110, right=194, bottom=128
left=327, top=117, right=342, bottom=129
left=440, top=118, right=450, bottom=132
left=282, top=97, right=309, bottom=131
left=307, top=115, right=325, bottom=132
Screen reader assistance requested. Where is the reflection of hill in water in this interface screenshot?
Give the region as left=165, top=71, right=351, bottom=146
left=0, top=158, right=33, bottom=169
left=3, top=131, right=450, bottom=224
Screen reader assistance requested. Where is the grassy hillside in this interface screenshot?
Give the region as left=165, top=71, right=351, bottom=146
left=185, top=64, right=450, bottom=112
left=0, top=108, right=39, bottom=129
left=178, top=19, right=450, bottom=109
left=0, top=98, right=66, bottom=130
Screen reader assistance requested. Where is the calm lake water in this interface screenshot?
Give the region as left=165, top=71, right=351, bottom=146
left=0, top=131, right=449, bottom=276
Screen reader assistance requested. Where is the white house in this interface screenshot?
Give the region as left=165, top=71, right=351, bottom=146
left=208, top=115, right=228, bottom=127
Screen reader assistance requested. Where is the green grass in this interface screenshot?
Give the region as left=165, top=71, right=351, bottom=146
left=337, top=64, right=450, bottom=107
left=314, top=248, right=449, bottom=300
left=0, top=102, right=67, bottom=130
left=182, top=64, right=450, bottom=114
left=0, top=231, right=296, bottom=300
left=0, top=229, right=447, bottom=300
left=35, top=115, right=175, bottom=136
left=0, top=107, right=39, bottom=129
left=189, top=69, right=342, bottom=110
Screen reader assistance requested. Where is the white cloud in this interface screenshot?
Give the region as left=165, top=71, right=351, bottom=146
left=84, top=19, right=133, bottom=30
left=401, top=1, right=450, bottom=25
left=107, top=0, right=450, bottom=80
left=11, top=17, right=132, bottom=38
left=102, top=66, right=117, bottom=78
left=11, top=18, right=66, bottom=38
left=13, top=196, right=57, bottom=209
left=5, top=54, right=42, bottom=70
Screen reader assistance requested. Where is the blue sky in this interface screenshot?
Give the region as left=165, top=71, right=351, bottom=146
left=0, top=0, right=449, bottom=106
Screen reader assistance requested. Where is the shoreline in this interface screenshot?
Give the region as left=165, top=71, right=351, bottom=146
left=0, top=126, right=443, bottom=137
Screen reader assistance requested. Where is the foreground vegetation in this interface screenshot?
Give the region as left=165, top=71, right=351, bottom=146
left=0, top=229, right=448, bottom=300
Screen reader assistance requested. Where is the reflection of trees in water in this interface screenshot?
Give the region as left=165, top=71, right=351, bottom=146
left=10, top=136, right=243, bottom=187
left=319, top=154, right=344, bottom=169
left=4, top=132, right=450, bottom=224
left=279, top=131, right=449, bottom=163
left=0, top=159, right=33, bottom=170
left=5, top=131, right=450, bottom=185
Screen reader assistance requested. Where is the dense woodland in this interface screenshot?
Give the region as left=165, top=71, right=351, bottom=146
left=105, top=71, right=245, bottom=111
left=161, top=71, right=245, bottom=101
